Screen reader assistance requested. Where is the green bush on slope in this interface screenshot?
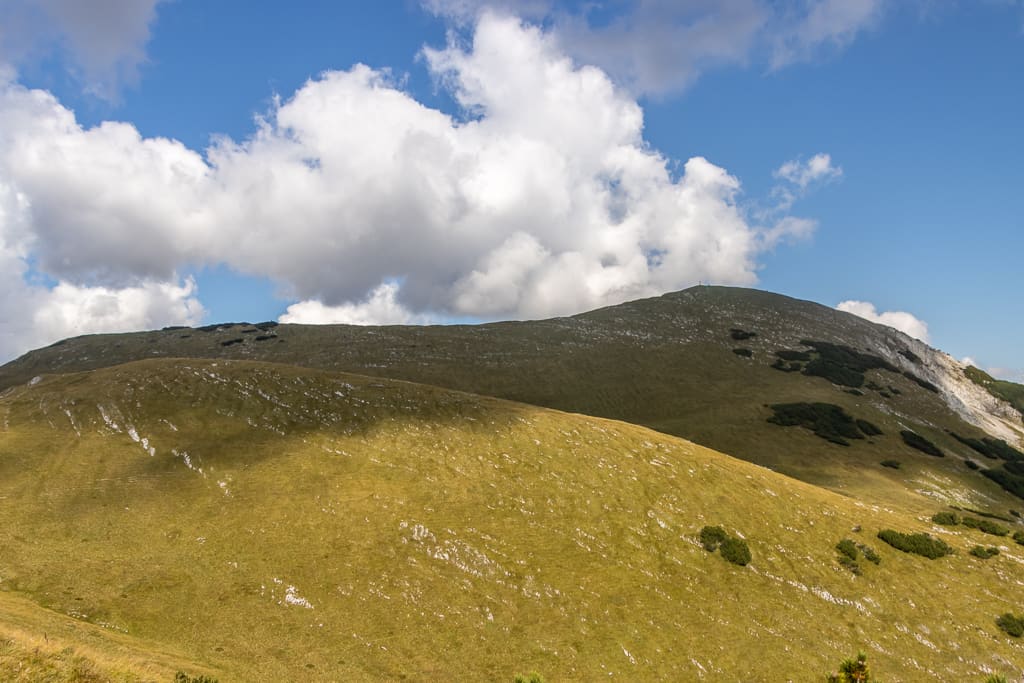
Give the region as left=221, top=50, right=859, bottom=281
left=876, top=530, right=953, bottom=559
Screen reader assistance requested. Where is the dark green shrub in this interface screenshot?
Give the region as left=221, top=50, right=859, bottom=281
left=996, top=613, right=1024, bottom=638
left=844, top=389, right=864, bottom=396
left=857, top=544, right=881, bottom=565
left=855, top=419, right=883, bottom=436
left=798, top=340, right=898, bottom=388
left=774, top=349, right=811, bottom=361
left=880, top=459, right=901, bottom=469
left=767, top=403, right=866, bottom=446
left=964, top=459, right=979, bottom=470
left=732, top=347, right=753, bottom=358
left=514, top=672, right=545, bottom=683
left=951, top=433, right=1024, bottom=461
left=1013, top=530, right=1024, bottom=545
left=836, top=539, right=858, bottom=561
left=730, top=328, right=756, bottom=341
left=719, top=537, right=752, bottom=566
left=175, top=673, right=219, bottom=683
left=984, top=675, right=1008, bottom=683
left=900, top=430, right=943, bottom=457
left=961, top=516, right=1009, bottom=536
left=969, top=545, right=999, bottom=559
left=837, top=555, right=861, bottom=575
left=981, top=468, right=1024, bottom=501
left=770, top=358, right=802, bottom=373
left=699, top=525, right=728, bottom=551
left=827, top=652, right=872, bottom=682
left=931, top=511, right=960, bottom=526
left=876, top=530, right=953, bottom=559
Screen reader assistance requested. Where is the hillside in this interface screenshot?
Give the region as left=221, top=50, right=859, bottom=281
left=1, top=358, right=1023, bottom=680
left=4, top=286, right=1022, bottom=517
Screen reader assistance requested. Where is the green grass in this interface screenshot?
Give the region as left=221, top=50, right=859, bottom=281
left=2, top=359, right=1024, bottom=679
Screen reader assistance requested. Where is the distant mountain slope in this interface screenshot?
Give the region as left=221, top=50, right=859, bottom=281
left=1, top=359, right=1022, bottom=679
left=3, top=286, right=1021, bottom=513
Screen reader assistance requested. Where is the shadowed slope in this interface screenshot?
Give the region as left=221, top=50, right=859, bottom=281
left=1, top=359, right=1022, bottom=679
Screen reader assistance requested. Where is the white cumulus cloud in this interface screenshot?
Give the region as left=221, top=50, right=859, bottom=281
left=0, top=12, right=824, bottom=360
left=836, top=300, right=930, bottom=343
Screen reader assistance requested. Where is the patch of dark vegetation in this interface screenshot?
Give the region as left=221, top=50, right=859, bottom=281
left=699, top=525, right=728, bottom=551
left=47, top=339, right=67, bottom=348
left=175, top=673, right=219, bottom=683
left=254, top=335, right=276, bottom=342
left=899, top=347, right=922, bottom=364
left=981, top=468, right=1024, bottom=502
left=877, top=529, right=953, bottom=559
left=880, top=459, right=901, bottom=469
left=729, top=328, right=757, bottom=341
left=770, top=358, right=803, bottom=373
left=996, top=613, right=1024, bottom=638
left=220, top=338, right=244, bottom=347
left=931, top=511, right=960, bottom=526
left=888, top=386, right=901, bottom=395
left=970, top=545, right=1000, bottom=559
left=1005, top=461, right=1024, bottom=476
left=732, top=348, right=753, bottom=358
left=835, top=538, right=863, bottom=575
left=844, top=389, right=864, bottom=396
left=902, top=371, right=939, bottom=393
left=797, top=340, right=898, bottom=388
left=699, top=526, right=751, bottom=566
left=1012, top=510, right=1021, bottom=518
left=1013, top=530, right=1024, bottom=545
left=950, top=432, right=1024, bottom=458
left=951, top=506, right=1016, bottom=522
left=162, top=325, right=189, bottom=331
left=240, top=328, right=260, bottom=334
left=774, top=349, right=811, bottom=362
left=827, top=652, right=871, bottom=683
left=767, top=402, right=872, bottom=446
left=855, top=419, right=882, bottom=436
left=961, top=516, right=1009, bottom=537
left=900, top=430, right=943, bottom=457
left=964, top=459, right=979, bottom=470
left=514, top=673, right=545, bottom=683
left=865, top=381, right=883, bottom=392
left=858, top=543, right=881, bottom=565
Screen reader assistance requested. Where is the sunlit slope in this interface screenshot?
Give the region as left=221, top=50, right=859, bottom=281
left=1, top=359, right=1022, bottom=680
left=2, top=286, right=1021, bottom=515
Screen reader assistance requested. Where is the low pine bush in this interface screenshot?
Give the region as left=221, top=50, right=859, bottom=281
left=931, top=511, right=960, bottom=526
left=880, top=459, right=901, bottom=469
left=1013, top=530, right=1024, bottom=546
left=174, top=673, right=218, bottom=683
left=969, top=545, right=999, bottom=559
left=877, top=529, right=953, bottom=559
left=719, top=537, right=752, bottom=566
left=827, top=652, right=872, bottom=683
left=900, top=430, right=943, bottom=457
left=514, top=672, right=545, bottom=683
left=858, top=544, right=881, bottom=565
left=699, top=525, right=728, bottom=551
left=961, top=516, right=1009, bottom=536
left=732, top=347, right=753, bottom=358
left=836, top=539, right=858, bottom=561
left=996, top=613, right=1024, bottom=638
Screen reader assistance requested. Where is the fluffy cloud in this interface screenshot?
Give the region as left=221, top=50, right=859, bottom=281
left=424, top=1, right=887, bottom=94
left=0, top=0, right=165, bottom=97
left=836, top=300, right=930, bottom=343
left=0, top=12, right=824, bottom=358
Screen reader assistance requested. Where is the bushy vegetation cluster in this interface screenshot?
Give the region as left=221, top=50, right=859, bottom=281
left=931, top=511, right=960, bottom=526
left=1014, top=530, right=1024, bottom=546
left=950, top=433, right=1024, bottom=461
left=877, top=530, right=953, bottom=559
left=900, top=430, right=943, bottom=457
left=901, top=370, right=939, bottom=393
left=732, top=348, right=753, bottom=358
left=964, top=459, right=979, bottom=470
left=981, top=468, right=1024, bottom=502
left=969, top=545, right=1000, bottom=559
left=827, top=652, right=872, bottom=683
left=699, top=526, right=751, bottom=566
left=835, top=539, right=881, bottom=575
left=961, top=516, right=1009, bottom=536
left=880, top=459, right=901, bottom=469
left=514, top=672, right=545, bottom=683
left=174, top=673, right=218, bottom=683
left=729, top=328, right=757, bottom=341
left=797, top=340, right=898, bottom=388
left=996, top=613, right=1024, bottom=638
left=767, top=403, right=880, bottom=446
left=774, top=350, right=811, bottom=362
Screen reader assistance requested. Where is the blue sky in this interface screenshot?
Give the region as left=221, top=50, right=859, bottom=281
left=0, top=1, right=1020, bottom=380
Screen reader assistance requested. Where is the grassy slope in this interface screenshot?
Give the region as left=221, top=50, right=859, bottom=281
left=1, top=286, right=1019, bottom=517
left=1, top=359, right=1023, bottom=680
